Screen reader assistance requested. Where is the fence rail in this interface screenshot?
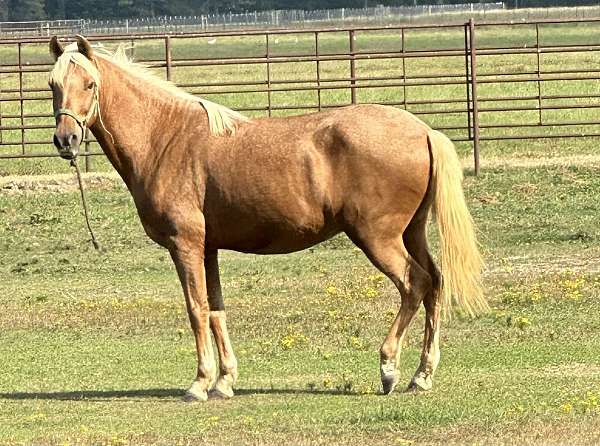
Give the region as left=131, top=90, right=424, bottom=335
left=2, top=18, right=600, bottom=174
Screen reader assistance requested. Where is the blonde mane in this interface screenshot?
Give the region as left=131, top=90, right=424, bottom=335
left=49, top=42, right=250, bottom=136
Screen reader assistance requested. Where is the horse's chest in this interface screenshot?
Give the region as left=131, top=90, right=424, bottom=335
left=131, top=193, right=180, bottom=247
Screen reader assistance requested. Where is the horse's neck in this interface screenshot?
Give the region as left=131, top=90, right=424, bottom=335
left=90, top=59, right=192, bottom=186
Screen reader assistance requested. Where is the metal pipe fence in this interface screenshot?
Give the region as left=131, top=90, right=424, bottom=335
left=2, top=18, right=600, bottom=174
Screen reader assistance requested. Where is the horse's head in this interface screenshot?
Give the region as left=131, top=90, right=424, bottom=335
left=49, top=35, right=100, bottom=160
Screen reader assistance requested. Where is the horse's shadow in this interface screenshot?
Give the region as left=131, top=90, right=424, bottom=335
left=0, top=387, right=360, bottom=401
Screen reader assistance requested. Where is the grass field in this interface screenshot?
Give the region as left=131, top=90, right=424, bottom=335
left=1, top=160, right=600, bottom=445
left=2, top=21, right=600, bottom=446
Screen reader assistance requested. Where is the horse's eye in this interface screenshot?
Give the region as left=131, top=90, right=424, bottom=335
left=86, top=81, right=95, bottom=90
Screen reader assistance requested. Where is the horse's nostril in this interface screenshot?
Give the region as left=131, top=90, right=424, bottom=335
left=53, top=132, right=79, bottom=150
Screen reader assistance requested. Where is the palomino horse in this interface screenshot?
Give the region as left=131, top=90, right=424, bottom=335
left=48, top=35, right=485, bottom=401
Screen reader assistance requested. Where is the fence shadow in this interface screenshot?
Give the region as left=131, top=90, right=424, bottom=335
left=0, top=388, right=183, bottom=401
left=0, top=387, right=362, bottom=401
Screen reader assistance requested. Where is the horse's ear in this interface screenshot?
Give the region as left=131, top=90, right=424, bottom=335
left=49, top=36, right=63, bottom=61
left=76, top=35, right=94, bottom=60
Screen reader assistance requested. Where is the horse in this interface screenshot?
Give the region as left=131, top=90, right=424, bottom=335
left=48, top=35, right=486, bottom=402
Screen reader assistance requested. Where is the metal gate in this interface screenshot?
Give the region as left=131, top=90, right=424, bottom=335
left=2, top=18, right=600, bottom=175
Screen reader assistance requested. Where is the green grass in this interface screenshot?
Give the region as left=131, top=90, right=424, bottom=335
left=1, top=162, right=600, bottom=445
left=3, top=22, right=600, bottom=175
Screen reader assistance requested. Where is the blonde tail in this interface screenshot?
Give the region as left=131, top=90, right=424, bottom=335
left=428, top=129, right=487, bottom=316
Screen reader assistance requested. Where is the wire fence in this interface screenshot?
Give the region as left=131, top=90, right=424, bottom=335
left=5, top=4, right=600, bottom=37
left=5, top=4, right=600, bottom=39
left=82, top=4, right=505, bottom=34
left=0, top=19, right=85, bottom=37
left=0, top=5, right=506, bottom=37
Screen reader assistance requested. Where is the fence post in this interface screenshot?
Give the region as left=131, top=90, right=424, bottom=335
left=349, top=29, right=357, bottom=104
left=315, top=32, right=321, bottom=111
left=535, top=22, right=543, bottom=125
left=468, top=18, right=480, bottom=175
left=402, top=27, right=407, bottom=110
left=266, top=34, right=272, bottom=117
left=18, top=42, right=25, bottom=155
left=165, top=35, right=172, bottom=82
left=0, top=68, right=2, bottom=145
left=464, top=23, right=472, bottom=143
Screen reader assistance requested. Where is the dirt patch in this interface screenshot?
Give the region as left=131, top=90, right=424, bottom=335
left=485, top=252, right=600, bottom=276
left=535, top=363, right=600, bottom=378
left=0, top=172, right=124, bottom=195
left=463, top=154, right=600, bottom=169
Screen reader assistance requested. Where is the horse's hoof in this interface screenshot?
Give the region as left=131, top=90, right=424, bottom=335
left=209, top=378, right=235, bottom=399
left=380, top=360, right=399, bottom=395
left=183, top=382, right=209, bottom=402
left=406, top=372, right=433, bottom=392
left=183, top=391, right=208, bottom=402
left=381, top=371, right=400, bottom=395
left=208, top=387, right=234, bottom=399
left=382, top=376, right=398, bottom=395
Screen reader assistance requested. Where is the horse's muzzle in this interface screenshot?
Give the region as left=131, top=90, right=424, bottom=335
left=53, top=132, right=80, bottom=160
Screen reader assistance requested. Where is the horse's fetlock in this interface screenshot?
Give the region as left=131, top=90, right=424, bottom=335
left=198, top=362, right=217, bottom=383
left=221, top=360, right=238, bottom=382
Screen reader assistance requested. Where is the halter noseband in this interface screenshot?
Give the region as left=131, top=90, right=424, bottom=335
left=54, top=108, right=87, bottom=132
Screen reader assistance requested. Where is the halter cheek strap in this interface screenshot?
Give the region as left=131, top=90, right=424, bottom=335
left=54, top=87, right=99, bottom=139
left=53, top=83, right=114, bottom=146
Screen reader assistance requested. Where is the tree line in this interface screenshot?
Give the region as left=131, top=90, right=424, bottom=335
left=0, top=0, right=597, bottom=22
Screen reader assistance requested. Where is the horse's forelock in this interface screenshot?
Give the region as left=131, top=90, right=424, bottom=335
left=49, top=42, right=101, bottom=88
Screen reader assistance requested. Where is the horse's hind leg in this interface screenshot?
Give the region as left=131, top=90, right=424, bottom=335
left=404, top=220, right=442, bottom=392
left=205, top=251, right=238, bottom=399
left=351, top=233, right=432, bottom=395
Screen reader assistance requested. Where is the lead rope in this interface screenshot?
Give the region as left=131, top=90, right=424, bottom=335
left=70, top=157, right=101, bottom=251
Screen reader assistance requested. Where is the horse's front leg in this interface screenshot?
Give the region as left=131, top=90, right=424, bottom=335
left=169, top=231, right=216, bottom=402
left=205, top=250, right=238, bottom=399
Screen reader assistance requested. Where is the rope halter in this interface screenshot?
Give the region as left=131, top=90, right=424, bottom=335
left=53, top=85, right=99, bottom=143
